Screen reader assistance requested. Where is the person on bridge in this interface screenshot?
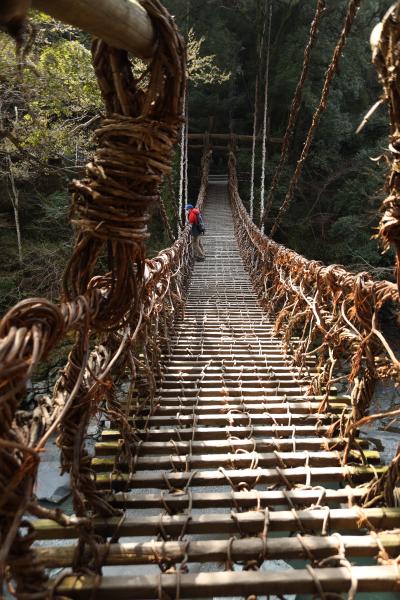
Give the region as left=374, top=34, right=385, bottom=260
left=186, top=204, right=206, bottom=261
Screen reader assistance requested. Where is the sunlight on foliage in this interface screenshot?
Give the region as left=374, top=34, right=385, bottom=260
left=0, top=24, right=101, bottom=164
left=132, top=28, right=230, bottom=86
left=35, top=42, right=101, bottom=117
left=187, top=29, right=230, bottom=86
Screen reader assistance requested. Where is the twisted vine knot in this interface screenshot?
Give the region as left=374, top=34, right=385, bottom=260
left=0, top=1, right=187, bottom=595
left=70, top=116, right=180, bottom=244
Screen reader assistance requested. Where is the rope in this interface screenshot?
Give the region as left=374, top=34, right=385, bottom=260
left=159, top=194, right=175, bottom=244
left=259, top=0, right=273, bottom=233
left=166, top=174, right=183, bottom=234
left=250, top=0, right=267, bottom=222
left=261, top=0, right=326, bottom=226
left=250, top=75, right=259, bottom=221
left=269, top=0, right=361, bottom=238
left=179, top=86, right=187, bottom=229
left=184, top=99, right=189, bottom=208
left=0, top=1, right=189, bottom=594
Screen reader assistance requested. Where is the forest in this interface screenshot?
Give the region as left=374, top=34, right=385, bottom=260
left=0, top=0, right=394, bottom=316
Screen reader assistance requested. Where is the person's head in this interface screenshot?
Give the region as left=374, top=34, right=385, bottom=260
left=185, top=204, right=194, bottom=211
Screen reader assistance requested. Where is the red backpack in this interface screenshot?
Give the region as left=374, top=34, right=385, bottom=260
left=188, top=208, right=200, bottom=225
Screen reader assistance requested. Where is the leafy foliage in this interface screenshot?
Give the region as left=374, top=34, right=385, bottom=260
left=0, top=1, right=397, bottom=316
left=187, top=29, right=231, bottom=86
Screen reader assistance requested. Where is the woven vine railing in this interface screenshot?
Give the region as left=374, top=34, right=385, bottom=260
left=228, top=152, right=400, bottom=507
left=0, top=142, right=210, bottom=597
left=0, top=3, right=218, bottom=598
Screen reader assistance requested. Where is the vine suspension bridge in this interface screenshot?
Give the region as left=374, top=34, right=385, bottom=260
left=1, top=1, right=400, bottom=599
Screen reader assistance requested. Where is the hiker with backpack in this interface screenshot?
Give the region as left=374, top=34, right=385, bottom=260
left=185, top=204, right=206, bottom=261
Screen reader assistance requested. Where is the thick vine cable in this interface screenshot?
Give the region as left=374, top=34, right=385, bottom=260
left=250, top=75, right=258, bottom=221
left=178, top=87, right=186, bottom=229
left=159, top=195, right=175, bottom=243
left=269, top=0, right=361, bottom=238
left=184, top=95, right=189, bottom=207
left=259, top=0, right=272, bottom=233
left=250, top=1, right=266, bottom=221
left=261, top=0, right=326, bottom=226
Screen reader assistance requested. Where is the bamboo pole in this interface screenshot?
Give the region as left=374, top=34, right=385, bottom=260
left=91, top=448, right=379, bottom=472
left=32, top=507, right=400, bottom=540
left=93, top=464, right=387, bottom=490
left=105, top=487, right=368, bottom=510
left=34, top=533, right=400, bottom=568
left=95, top=436, right=369, bottom=456
left=121, top=412, right=336, bottom=427
left=101, top=424, right=337, bottom=441
left=122, top=402, right=348, bottom=414
left=188, top=133, right=283, bottom=144
left=31, top=0, right=156, bottom=58
left=44, top=567, right=400, bottom=597
left=189, top=144, right=230, bottom=150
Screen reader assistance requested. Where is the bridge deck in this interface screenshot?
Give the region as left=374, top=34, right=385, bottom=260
left=35, top=180, right=400, bottom=597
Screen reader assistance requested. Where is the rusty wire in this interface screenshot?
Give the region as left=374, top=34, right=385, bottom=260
left=228, top=151, right=400, bottom=503
left=269, top=0, right=361, bottom=238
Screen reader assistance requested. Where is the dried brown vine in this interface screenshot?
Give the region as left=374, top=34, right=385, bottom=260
left=229, top=152, right=400, bottom=502
left=372, top=4, right=400, bottom=292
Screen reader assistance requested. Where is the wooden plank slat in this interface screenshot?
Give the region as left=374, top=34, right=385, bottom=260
left=104, top=487, right=369, bottom=510
left=131, top=398, right=348, bottom=418
left=34, top=533, right=400, bottom=567
left=125, top=412, right=337, bottom=427
left=94, top=465, right=386, bottom=490
left=32, top=507, right=400, bottom=540
left=95, top=436, right=369, bottom=456
left=51, top=566, right=400, bottom=598
left=100, top=424, right=339, bottom=441
left=91, top=449, right=380, bottom=472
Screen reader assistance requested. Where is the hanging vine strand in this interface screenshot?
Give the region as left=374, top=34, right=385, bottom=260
left=259, top=0, right=272, bottom=232
left=250, top=0, right=266, bottom=222
left=269, top=0, right=361, bottom=238
left=250, top=75, right=259, bottom=221
left=178, top=86, right=187, bottom=229
left=0, top=0, right=187, bottom=595
left=228, top=151, right=400, bottom=508
left=261, top=0, right=326, bottom=226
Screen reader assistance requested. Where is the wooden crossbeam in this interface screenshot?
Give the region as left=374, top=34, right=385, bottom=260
left=95, top=436, right=369, bottom=456
left=188, top=133, right=283, bottom=144
left=31, top=0, right=155, bottom=58
left=34, top=533, right=400, bottom=568
left=92, top=449, right=380, bottom=472
left=104, top=487, right=368, bottom=510
left=32, top=507, right=400, bottom=540
left=93, top=465, right=387, bottom=490
left=101, top=424, right=341, bottom=441
left=50, top=566, right=400, bottom=597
